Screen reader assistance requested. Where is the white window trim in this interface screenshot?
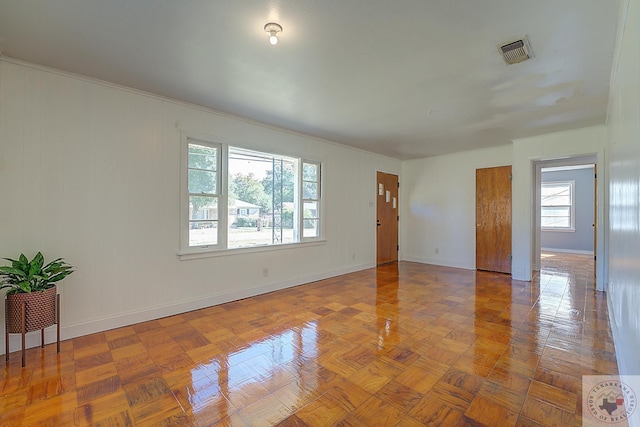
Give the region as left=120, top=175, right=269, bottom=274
left=179, top=132, right=324, bottom=259
left=180, top=133, right=224, bottom=251
left=300, top=159, right=322, bottom=242
left=541, top=180, right=575, bottom=232
left=178, top=239, right=327, bottom=260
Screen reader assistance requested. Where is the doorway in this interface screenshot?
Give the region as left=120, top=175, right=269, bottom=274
left=533, top=156, right=597, bottom=284
left=376, top=172, right=398, bottom=266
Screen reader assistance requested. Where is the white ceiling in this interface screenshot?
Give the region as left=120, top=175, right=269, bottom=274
left=0, top=1, right=620, bottom=159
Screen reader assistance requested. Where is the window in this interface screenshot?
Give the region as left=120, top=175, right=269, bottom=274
left=302, top=161, right=321, bottom=238
left=187, top=142, right=220, bottom=247
left=181, top=135, right=322, bottom=254
left=541, top=181, right=575, bottom=230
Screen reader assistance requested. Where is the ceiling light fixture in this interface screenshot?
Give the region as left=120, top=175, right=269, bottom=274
left=264, top=22, right=282, bottom=46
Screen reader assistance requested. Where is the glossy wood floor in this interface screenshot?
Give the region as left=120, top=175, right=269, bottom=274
left=1, top=253, right=621, bottom=426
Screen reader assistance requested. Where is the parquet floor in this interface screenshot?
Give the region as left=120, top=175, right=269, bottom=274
left=1, top=253, right=621, bottom=426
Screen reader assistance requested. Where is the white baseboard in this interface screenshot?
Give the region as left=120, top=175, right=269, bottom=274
left=1, top=262, right=375, bottom=356
left=541, top=247, right=594, bottom=255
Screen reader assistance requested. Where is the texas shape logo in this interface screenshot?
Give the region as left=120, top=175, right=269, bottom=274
left=587, top=380, right=637, bottom=424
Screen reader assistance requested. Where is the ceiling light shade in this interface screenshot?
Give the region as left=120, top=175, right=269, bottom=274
left=264, top=23, right=282, bottom=46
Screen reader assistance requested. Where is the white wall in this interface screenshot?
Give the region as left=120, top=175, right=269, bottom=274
left=0, top=59, right=401, bottom=354
left=606, top=0, right=640, bottom=376
left=511, top=126, right=607, bottom=286
left=400, top=145, right=512, bottom=269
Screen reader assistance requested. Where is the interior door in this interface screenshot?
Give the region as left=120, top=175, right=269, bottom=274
left=476, top=166, right=512, bottom=274
left=377, top=172, right=399, bottom=265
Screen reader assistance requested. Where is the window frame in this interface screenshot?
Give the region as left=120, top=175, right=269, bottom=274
left=541, top=180, right=575, bottom=232
left=180, top=136, right=225, bottom=251
left=300, top=160, right=322, bottom=241
left=179, top=132, right=324, bottom=258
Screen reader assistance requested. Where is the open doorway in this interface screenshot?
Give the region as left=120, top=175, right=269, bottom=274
left=533, top=156, right=597, bottom=286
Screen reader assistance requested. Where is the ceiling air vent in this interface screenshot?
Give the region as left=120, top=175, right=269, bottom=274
left=498, top=36, right=534, bottom=65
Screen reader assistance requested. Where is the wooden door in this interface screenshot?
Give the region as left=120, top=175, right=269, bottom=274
left=377, top=172, right=399, bottom=265
left=476, top=166, right=512, bottom=274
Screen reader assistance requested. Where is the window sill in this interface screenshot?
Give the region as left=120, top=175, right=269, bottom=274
left=541, top=228, right=576, bottom=233
left=178, top=239, right=327, bottom=261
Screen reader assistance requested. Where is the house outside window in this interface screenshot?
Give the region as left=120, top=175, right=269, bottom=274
left=181, top=135, right=323, bottom=255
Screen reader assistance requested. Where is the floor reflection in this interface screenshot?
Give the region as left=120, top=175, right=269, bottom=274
left=375, top=263, right=399, bottom=351
left=188, top=321, right=318, bottom=423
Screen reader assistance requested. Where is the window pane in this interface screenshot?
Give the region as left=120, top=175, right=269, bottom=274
left=541, top=184, right=571, bottom=206
left=190, top=196, right=218, bottom=220
left=189, top=221, right=218, bottom=246
left=303, top=201, right=318, bottom=218
left=228, top=147, right=296, bottom=248
left=303, top=182, right=318, bottom=199
left=541, top=206, right=570, bottom=228
left=303, top=219, right=319, bottom=237
left=188, top=144, right=217, bottom=169
left=541, top=217, right=570, bottom=228
left=228, top=224, right=271, bottom=249
left=544, top=194, right=571, bottom=206
left=541, top=207, right=570, bottom=217
left=541, top=181, right=572, bottom=229
left=303, top=163, right=317, bottom=181
left=188, top=169, right=217, bottom=194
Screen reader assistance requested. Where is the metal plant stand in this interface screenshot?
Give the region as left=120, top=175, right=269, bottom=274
left=5, top=293, right=60, bottom=367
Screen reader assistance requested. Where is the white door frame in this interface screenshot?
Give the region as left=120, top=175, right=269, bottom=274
left=531, top=154, right=606, bottom=291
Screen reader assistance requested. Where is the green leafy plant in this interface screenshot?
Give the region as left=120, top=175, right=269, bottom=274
left=235, top=216, right=259, bottom=228
left=0, top=252, right=75, bottom=295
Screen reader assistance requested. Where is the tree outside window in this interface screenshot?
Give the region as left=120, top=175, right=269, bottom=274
left=182, top=137, right=322, bottom=253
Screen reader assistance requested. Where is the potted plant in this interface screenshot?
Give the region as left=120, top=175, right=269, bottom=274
left=1, top=252, right=74, bottom=365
